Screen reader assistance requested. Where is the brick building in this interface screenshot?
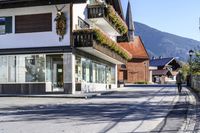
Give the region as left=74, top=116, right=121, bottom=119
left=117, top=1, right=149, bottom=84
left=118, top=37, right=149, bottom=83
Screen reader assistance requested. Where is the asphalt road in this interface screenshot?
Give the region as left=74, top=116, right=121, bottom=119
left=0, top=86, right=198, bottom=133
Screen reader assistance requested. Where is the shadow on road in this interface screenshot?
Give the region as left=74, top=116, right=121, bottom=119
left=0, top=90, right=190, bottom=130
left=125, top=84, right=187, bottom=88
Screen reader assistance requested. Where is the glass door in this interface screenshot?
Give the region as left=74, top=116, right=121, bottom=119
left=53, top=61, right=63, bottom=91
left=46, top=54, right=64, bottom=92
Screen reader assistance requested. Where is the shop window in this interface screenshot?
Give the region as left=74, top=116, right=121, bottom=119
left=96, top=64, right=106, bottom=83
left=16, top=55, right=45, bottom=82
left=8, top=56, right=16, bottom=82
left=0, top=17, right=12, bottom=34
left=111, top=67, right=115, bottom=84
left=0, top=56, right=7, bottom=83
left=75, top=56, right=82, bottom=83
left=78, top=56, right=115, bottom=84
left=25, top=55, right=45, bottom=82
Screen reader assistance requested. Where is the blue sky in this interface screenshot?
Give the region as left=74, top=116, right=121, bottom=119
left=121, top=0, right=200, bottom=41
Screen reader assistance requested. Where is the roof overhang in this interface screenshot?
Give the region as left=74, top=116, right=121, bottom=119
left=149, top=66, right=157, bottom=70
left=0, top=0, right=87, bottom=9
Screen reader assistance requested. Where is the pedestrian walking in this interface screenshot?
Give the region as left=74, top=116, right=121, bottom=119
left=176, top=71, right=183, bottom=93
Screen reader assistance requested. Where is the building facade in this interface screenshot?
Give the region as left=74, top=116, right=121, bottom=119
left=118, top=37, right=149, bottom=84
left=117, top=1, right=149, bottom=84
left=0, top=0, right=131, bottom=94
left=150, top=57, right=181, bottom=84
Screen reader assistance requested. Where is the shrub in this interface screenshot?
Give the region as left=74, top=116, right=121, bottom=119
left=106, top=5, right=128, bottom=35
left=134, top=81, right=148, bottom=84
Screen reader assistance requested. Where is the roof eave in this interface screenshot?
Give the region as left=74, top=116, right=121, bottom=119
left=0, top=0, right=87, bottom=9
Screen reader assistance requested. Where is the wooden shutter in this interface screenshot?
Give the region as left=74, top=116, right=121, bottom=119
left=15, top=13, right=52, bottom=33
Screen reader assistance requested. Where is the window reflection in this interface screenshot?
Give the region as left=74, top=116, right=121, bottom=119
left=0, top=54, right=45, bottom=83
left=0, top=56, right=7, bottom=83
left=25, top=55, right=45, bottom=82
left=75, top=56, right=115, bottom=84
left=8, top=56, right=16, bottom=82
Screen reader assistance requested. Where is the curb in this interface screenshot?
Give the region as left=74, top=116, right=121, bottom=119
left=0, top=91, right=116, bottom=99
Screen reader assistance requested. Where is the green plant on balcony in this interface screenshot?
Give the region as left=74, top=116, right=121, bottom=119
left=74, top=28, right=131, bottom=60
left=106, top=5, right=128, bottom=35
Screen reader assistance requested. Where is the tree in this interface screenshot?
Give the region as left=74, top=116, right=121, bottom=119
left=191, top=51, right=200, bottom=75
left=180, top=63, right=189, bottom=80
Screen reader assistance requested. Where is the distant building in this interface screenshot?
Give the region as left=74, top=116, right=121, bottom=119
left=118, top=37, right=149, bottom=83
left=117, top=1, right=149, bottom=84
left=150, top=57, right=181, bottom=83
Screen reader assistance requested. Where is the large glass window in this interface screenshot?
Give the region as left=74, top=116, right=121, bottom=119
left=76, top=56, right=116, bottom=84
left=82, top=59, right=91, bottom=83
left=111, top=67, right=115, bottom=84
left=16, top=55, right=45, bottom=83
left=16, top=55, right=26, bottom=82
left=8, top=56, right=16, bottom=82
left=97, top=64, right=106, bottom=83
left=0, top=56, right=7, bottom=83
left=46, top=55, right=52, bottom=82
left=0, top=54, right=55, bottom=83
left=25, top=55, right=45, bottom=82
left=75, top=56, right=82, bottom=83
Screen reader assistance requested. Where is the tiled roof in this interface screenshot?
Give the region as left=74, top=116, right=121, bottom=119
left=118, top=36, right=149, bottom=59
left=150, top=57, right=174, bottom=67
left=152, top=69, right=172, bottom=76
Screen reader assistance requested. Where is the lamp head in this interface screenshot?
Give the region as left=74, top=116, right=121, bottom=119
left=189, top=50, right=194, bottom=57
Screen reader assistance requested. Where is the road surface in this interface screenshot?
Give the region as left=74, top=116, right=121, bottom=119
left=0, top=86, right=199, bottom=133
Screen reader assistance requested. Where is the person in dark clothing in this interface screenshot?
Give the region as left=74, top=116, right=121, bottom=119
left=176, top=71, right=183, bottom=93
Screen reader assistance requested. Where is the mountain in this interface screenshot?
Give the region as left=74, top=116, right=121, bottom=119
left=134, top=22, right=200, bottom=61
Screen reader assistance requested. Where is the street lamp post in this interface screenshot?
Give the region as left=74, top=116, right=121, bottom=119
left=188, top=50, right=194, bottom=86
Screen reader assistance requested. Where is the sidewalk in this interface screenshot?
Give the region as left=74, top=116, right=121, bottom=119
left=0, top=90, right=115, bottom=99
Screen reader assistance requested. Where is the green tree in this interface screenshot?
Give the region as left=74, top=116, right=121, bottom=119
left=180, top=63, right=190, bottom=80
left=191, top=51, right=200, bottom=75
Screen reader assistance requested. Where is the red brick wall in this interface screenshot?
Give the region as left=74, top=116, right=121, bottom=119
left=118, top=59, right=149, bottom=83
left=118, top=70, right=124, bottom=81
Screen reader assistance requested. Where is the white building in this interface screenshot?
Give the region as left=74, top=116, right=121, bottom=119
left=0, top=0, right=130, bottom=94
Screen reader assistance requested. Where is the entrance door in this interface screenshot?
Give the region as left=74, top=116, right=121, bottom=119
left=46, top=55, right=64, bottom=92
left=52, top=61, right=64, bottom=92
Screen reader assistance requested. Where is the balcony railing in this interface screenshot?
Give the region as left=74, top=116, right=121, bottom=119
left=87, top=4, right=128, bottom=35
left=88, top=4, right=106, bottom=18
left=73, top=29, right=131, bottom=60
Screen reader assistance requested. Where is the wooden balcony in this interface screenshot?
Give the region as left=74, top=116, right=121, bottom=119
left=87, top=4, right=128, bottom=36
left=73, top=29, right=131, bottom=64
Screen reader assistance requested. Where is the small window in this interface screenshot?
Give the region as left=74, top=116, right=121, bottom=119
left=0, top=16, right=12, bottom=34
left=78, top=17, right=90, bottom=29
